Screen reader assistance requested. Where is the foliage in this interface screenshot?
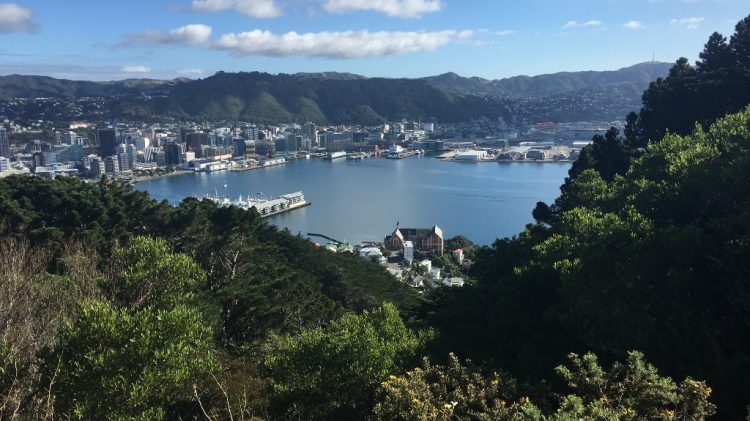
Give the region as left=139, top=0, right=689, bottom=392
left=52, top=300, right=218, bottom=420
left=106, top=236, right=206, bottom=310
left=429, top=107, right=750, bottom=418
left=374, top=353, right=530, bottom=421
left=635, top=15, right=750, bottom=143
left=264, top=303, right=431, bottom=419
left=375, top=351, right=713, bottom=421
left=553, top=351, right=714, bottom=420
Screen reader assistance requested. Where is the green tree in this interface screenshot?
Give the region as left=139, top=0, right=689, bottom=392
left=265, top=303, right=431, bottom=419
left=52, top=300, right=218, bottom=420
left=553, top=351, right=715, bottom=420
left=374, top=353, right=534, bottom=421
left=106, top=236, right=206, bottom=310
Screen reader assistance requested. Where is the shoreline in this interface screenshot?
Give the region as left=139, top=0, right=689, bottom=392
left=129, top=170, right=192, bottom=184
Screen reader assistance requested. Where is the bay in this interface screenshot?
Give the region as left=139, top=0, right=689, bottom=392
left=135, top=156, right=571, bottom=246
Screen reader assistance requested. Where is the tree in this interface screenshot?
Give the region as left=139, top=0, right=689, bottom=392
left=264, top=303, right=431, bottom=419
left=697, top=32, right=734, bottom=73
left=52, top=300, right=218, bottom=420
left=730, top=14, right=750, bottom=67
left=374, top=353, right=532, bottom=421
left=106, top=236, right=206, bottom=310
left=554, top=351, right=714, bottom=420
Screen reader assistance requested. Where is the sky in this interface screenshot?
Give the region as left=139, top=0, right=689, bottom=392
left=0, top=0, right=747, bottom=81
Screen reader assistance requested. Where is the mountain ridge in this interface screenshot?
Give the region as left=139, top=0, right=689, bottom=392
left=0, top=62, right=672, bottom=123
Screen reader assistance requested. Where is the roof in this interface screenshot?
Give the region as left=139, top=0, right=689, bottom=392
left=432, top=225, right=443, bottom=238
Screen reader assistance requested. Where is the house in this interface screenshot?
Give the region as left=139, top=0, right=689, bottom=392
left=419, top=259, right=432, bottom=273
left=359, top=246, right=387, bottom=266
left=385, top=223, right=444, bottom=256
left=408, top=275, right=425, bottom=288
left=442, top=277, right=465, bottom=287
left=428, top=267, right=441, bottom=280
left=452, top=248, right=464, bottom=264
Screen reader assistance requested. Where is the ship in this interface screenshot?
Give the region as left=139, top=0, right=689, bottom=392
left=205, top=191, right=310, bottom=217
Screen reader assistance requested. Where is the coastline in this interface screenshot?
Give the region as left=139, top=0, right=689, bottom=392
left=129, top=170, right=193, bottom=185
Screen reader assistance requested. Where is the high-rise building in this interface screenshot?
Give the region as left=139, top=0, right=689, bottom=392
left=0, top=127, right=9, bottom=159
left=165, top=142, right=182, bottom=166
left=104, top=156, right=120, bottom=175
left=185, top=132, right=208, bottom=158
left=303, top=122, right=316, bottom=143
left=98, top=129, right=117, bottom=158
left=254, top=139, right=275, bottom=156
left=232, top=137, right=247, bottom=157
left=64, top=131, right=77, bottom=145
left=244, top=125, right=259, bottom=141
left=90, top=156, right=105, bottom=179
left=275, top=137, right=289, bottom=152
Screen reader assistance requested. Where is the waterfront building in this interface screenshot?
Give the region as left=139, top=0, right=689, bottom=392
left=232, top=137, right=247, bottom=157
left=0, top=157, right=10, bottom=172
left=275, top=137, right=289, bottom=152
left=255, top=139, right=275, bottom=156
left=385, top=223, right=444, bottom=256
left=454, top=150, right=487, bottom=161
left=244, top=125, right=259, bottom=141
left=165, top=142, right=183, bottom=166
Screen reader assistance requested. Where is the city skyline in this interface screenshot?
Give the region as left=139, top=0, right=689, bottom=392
left=0, top=0, right=747, bottom=81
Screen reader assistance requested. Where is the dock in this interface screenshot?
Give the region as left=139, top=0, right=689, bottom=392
left=205, top=191, right=309, bottom=217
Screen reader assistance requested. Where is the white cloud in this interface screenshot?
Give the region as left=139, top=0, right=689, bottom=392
left=562, top=20, right=601, bottom=29
left=495, top=30, right=514, bottom=36
left=322, top=0, right=442, bottom=18
left=623, top=20, right=644, bottom=30
left=124, top=24, right=213, bottom=46
left=0, top=3, right=35, bottom=33
left=177, top=68, right=205, bottom=75
left=121, top=65, right=151, bottom=73
left=670, top=16, right=704, bottom=30
left=191, top=0, right=281, bottom=18
left=213, top=29, right=469, bottom=58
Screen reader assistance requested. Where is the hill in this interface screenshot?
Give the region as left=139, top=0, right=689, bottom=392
left=422, top=62, right=672, bottom=97
left=0, top=63, right=672, bottom=124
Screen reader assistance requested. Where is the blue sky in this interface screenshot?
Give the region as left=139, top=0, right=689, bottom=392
left=0, top=0, right=747, bottom=81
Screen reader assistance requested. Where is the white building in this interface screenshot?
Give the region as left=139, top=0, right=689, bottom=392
left=134, top=137, right=150, bottom=152
left=428, top=267, right=441, bottom=280
left=454, top=150, right=487, bottom=161
left=442, top=277, right=465, bottom=287
left=403, top=241, right=414, bottom=263
left=419, top=259, right=432, bottom=273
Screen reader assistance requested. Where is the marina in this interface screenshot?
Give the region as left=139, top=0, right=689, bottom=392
left=206, top=191, right=309, bottom=217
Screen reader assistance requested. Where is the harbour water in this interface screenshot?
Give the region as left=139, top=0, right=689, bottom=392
left=135, top=156, right=571, bottom=245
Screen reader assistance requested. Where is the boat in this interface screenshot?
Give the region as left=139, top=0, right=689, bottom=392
left=205, top=191, right=310, bottom=217
left=325, top=151, right=347, bottom=160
